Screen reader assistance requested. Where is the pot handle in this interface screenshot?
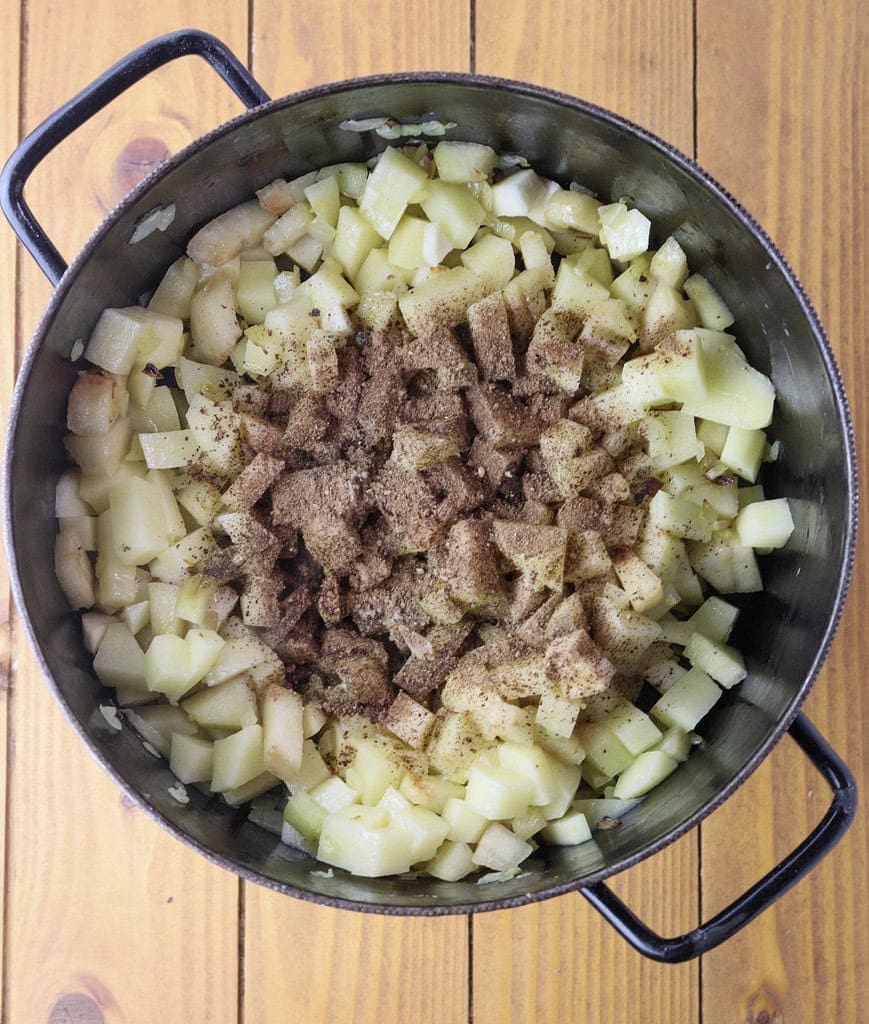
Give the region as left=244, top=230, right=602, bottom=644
left=0, top=29, right=271, bottom=286
left=580, top=712, right=857, bottom=963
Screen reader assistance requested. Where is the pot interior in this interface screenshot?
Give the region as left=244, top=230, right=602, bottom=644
left=7, top=76, right=855, bottom=912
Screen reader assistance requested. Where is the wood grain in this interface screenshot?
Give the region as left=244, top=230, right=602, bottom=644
left=242, top=7, right=472, bottom=1022
left=251, top=0, right=472, bottom=95
left=475, top=0, right=695, bottom=154
left=0, top=0, right=21, bottom=1003
left=473, top=3, right=699, bottom=1022
left=696, top=3, right=868, bottom=1021
left=5, top=5, right=249, bottom=1022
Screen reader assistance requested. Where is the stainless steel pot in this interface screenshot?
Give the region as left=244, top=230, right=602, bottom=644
left=1, top=30, right=858, bottom=962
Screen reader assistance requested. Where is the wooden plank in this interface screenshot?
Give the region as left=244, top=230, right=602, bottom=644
left=242, top=5, right=471, bottom=1023
left=251, top=0, right=471, bottom=94
left=476, top=0, right=695, bottom=153
left=0, top=0, right=21, bottom=1005
left=472, top=3, right=699, bottom=1022
left=696, top=3, right=868, bottom=1021
left=6, top=5, right=249, bottom=1022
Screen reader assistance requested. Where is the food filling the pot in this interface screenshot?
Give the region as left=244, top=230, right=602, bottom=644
left=54, top=138, right=794, bottom=880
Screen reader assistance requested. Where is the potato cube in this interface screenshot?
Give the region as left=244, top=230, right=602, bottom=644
left=684, top=633, right=747, bottom=689
left=85, top=307, right=183, bottom=376
left=426, top=840, right=476, bottom=881
left=651, top=667, right=722, bottom=731
left=317, top=806, right=414, bottom=877
left=613, top=750, right=679, bottom=799
left=170, top=733, right=214, bottom=784
left=92, top=622, right=146, bottom=689
left=610, top=547, right=665, bottom=613
left=540, top=809, right=592, bottom=846
left=465, top=763, right=533, bottom=820
left=735, top=498, right=794, bottom=549
left=211, top=724, right=265, bottom=792
left=183, top=677, right=258, bottom=730
left=144, top=634, right=193, bottom=699
left=472, top=822, right=534, bottom=871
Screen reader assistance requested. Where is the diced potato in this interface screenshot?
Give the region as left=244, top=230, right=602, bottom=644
left=613, top=750, right=678, bottom=799
left=687, top=529, right=763, bottom=593
left=535, top=692, right=581, bottom=740
left=211, top=724, right=265, bottom=792
left=390, top=804, right=450, bottom=863
left=310, top=776, right=359, bottom=814
left=643, top=284, right=698, bottom=337
left=304, top=175, right=341, bottom=227
left=497, top=744, right=555, bottom=806
left=120, top=599, right=150, bottom=635
left=235, top=258, right=278, bottom=324
left=611, top=548, right=664, bottom=613
left=170, top=732, right=214, bottom=784
left=575, top=720, right=634, bottom=779
left=442, top=797, right=487, bottom=844
left=186, top=628, right=225, bottom=685
left=333, top=205, right=381, bottom=279
left=648, top=490, right=714, bottom=542
left=420, top=180, right=486, bottom=249
left=651, top=667, right=722, bottom=731
left=472, top=822, right=533, bottom=871
left=263, top=203, right=313, bottom=256
left=640, top=411, right=703, bottom=470
left=681, top=331, right=774, bottom=429
left=130, top=386, right=181, bottom=433
left=344, top=738, right=404, bottom=805
left=81, top=611, right=115, bottom=654
left=67, top=370, right=128, bottom=437
left=223, top=772, right=280, bottom=806
left=540, top=809, right=593, bottom=846
left=735, top=498, right=794, bottom=549
left=139, top=430, right=198, bottom=470
left=544, top=189, right=601, bottom=235
left=605, top=701, right=663, bottom=756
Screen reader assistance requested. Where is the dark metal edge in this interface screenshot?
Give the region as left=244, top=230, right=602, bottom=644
left=4, top=70, right=859, bottom=917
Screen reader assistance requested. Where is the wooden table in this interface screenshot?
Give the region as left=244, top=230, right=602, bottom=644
left=0, top=2, right=864, bottom=1021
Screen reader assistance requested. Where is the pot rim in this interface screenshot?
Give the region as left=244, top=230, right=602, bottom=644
left=5, top=70, right=859, bottom=915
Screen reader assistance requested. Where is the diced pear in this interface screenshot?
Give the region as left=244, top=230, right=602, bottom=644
left=640, top=411, right=703, bottom=469
left=388, top=215, right=451, bottom=270
left=735, top=498, right=794, bottom=549
left=551, top=261, right=610, bottom=315
left=139, top=430, right=198, bottom=470
left=575, top=720, right=634, bottom=779
left=544, top=189, right=601, bottom=235
left=358, top=146, right=429, bottom=240
left=648, top=490, right=714, bottom=542
left=540, top=809, right=593, bottom=846
left=684, top=632, right=747, bottom=689
left=433, top=141, right=497, bottom=182
left=681, top=331, right=774, bottom=429
left=284, top=789, right=327, bottom=842
left=186, top=628, right=225, bottom=685
left=120, top=599, right=150, bottom=635
left=130, top=386, right=182, bottom=433
left=688, top=596, right=739, bottom=644
left=683, top=274, right=735, bottom=330
left=144, top=634, right=193, bottom=699
left=653, top=725, right=693, bottom=761
left=497, top=743, right=556, bottom=806
left=284, top=739, right=332, bottom=793
left=85, top=307, right=183, bottom=376
left=643, top=284, right=698, bottom=336
left=649, top=236, right=688, bottom=288
left=345, top=739, right=404, bottom=805
left=310, top=776, right=359, bottom=814
left=65, top=417, right=133, bottom=476
left=222, top=771, right=279, bottom=806
left=687, top=529, right=763, bottom=593
left=465, top=762, right=533, bottom=820
left=187, top=200, right=275, bottom=266
left=598, top=202, right=650, bottom=262
left=390, top=804, right=449, bottom=863
left=605, top=701, right=663, bottom=756
left=148, top=256, right=199, bottom=320
left=183, top=676, right=258, bottom=730
left=125, top=703, right=198, bottom=758
left=610, top=254, right=653, bottom=310
left=55, top=530, right=96, bottom=609
left=261, top=685, right=304, bottom=781
left=211, top=724, right=265, bottom=792
left=203, top=632, right=271, bottom=687
left=93, top=622, right=146, bottom=689
left=426, top=840, right=476, bottom=881
left=235, top=258, right=278, bottom=324
left=317, top=805, right=415, bottom=877
left=535, top=692, right=581, bottom=739
left=170, top=732, right=214, bottom=784
left=150, top=527, right=217, bottom=585
left=81, top=611, right=115, bottom=654
left=189, top=273, right=242, bottom=366
left=720, top=426, right=766, bottom=483
left=651, top=667, right=722, bottom=731
left=333, top=205, right=381, bottom=280
left=420, top=180, right=486, bottom=249
left=613, top=750, right=678, bottom=799
left=442, top=797, right=488, bottom=844
left=472, top=822, right=533, bottom=871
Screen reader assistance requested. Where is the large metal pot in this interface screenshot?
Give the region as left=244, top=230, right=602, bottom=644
left=1, top=30, right=858, bottom=962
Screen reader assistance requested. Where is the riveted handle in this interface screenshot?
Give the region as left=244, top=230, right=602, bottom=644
left=581, top=713, right=858, bottom=962
left=0, top=29, right=270, bottom=285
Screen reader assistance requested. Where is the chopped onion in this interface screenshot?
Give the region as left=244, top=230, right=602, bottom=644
left=129, top=203, right=176, bottom=245
left=70, top=339, right=85, bottom=362
left=167, top=782, right=189, bottom=804
left=339, top=117, right=388, bottom=132
left=497, top=153, right=530, bottom=170
left=99, top=704, right=122, bottom=731
left=142, top=741, right=161, bottom=758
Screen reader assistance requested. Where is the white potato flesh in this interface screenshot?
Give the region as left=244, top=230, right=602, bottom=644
left=433, top=141, right=497, bottom=183
left=358, top=145, right=429, bottom=240
left=67, top=371, right=128, bottom=436
left=426, top=840, right=476, bottom=881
